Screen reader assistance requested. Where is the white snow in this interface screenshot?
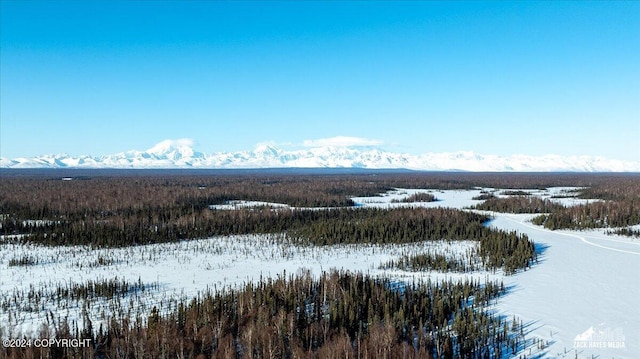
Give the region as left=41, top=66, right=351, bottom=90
left=3, top=141, right=640, bottom=171
left=486, top=214, right=639, bottom=358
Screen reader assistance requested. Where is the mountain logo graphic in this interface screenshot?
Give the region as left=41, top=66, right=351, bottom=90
left=573, top=324, right=626, bottom=349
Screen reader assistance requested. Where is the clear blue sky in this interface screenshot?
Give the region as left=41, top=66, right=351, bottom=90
left=1, top=1, right=639, bottom=161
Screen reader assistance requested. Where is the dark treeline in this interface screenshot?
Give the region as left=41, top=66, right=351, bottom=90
left=288, top=208, right=535, bottom=274
left=391, top=192, right=437, bottom=203
left=533, top=199, right=640, bottom=229
left=2, top=271, right=526, bottom=359
left=472, top=196, right=565, bottom=214
left=531, top=176, right=640, bottom=230
left=607, top=227, right=640, bottom=237
left=471, top=192, right=496, bottom=201
left=499, top=191, right=531, bottom=196
left=382, top=251, right=475, bottom=273
left=289, top=208, right=489, bottom=245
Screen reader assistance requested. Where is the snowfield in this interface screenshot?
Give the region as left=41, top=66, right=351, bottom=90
left=489, top=214, right=639, bottom=358
left=1, top=188, right=638, bottom=358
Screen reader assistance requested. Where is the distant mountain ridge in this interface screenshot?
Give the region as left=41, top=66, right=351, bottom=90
left=2, top=141, right=639, bottom=172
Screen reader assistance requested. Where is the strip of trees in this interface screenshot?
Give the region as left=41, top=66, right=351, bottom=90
left=532, top=177, right=640, bottom=230
left=472, top=196, right=565, bottom=214
left=288, top=207, right=535, bottom=274
left=391, top=192, right=437, bottom=203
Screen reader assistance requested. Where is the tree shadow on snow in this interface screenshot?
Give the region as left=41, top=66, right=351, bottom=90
left=532, top=242, right=550, bottom=266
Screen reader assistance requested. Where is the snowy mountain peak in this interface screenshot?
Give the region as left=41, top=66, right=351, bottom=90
left=252, top=144, right=281, bottom=157
left=144, top=139, right=203, bottom=160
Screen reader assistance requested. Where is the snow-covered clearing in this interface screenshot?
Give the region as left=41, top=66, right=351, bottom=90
left=1, top=187, right=637, bottom=358
left=0, top=233, right=485, bottom=338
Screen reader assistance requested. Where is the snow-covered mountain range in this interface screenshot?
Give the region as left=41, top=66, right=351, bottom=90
left=2, top=140, right=639, bottom=172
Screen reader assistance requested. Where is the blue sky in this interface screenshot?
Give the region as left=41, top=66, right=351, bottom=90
left=1, top=1, right=639, bottom=161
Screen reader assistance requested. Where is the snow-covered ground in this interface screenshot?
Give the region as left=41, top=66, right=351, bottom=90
left=0, top=232, right=487, bottom=338
left=488, top=214, right=639, bottom=359
left=1, top=187, right=638, bottom=358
